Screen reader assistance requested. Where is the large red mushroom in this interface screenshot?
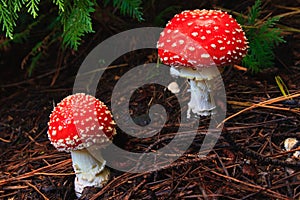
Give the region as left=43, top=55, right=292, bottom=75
left=47, top=93, right=116, bottom=197
left=157, top=9, right=248, bottom=117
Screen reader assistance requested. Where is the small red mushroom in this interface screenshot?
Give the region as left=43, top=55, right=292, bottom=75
left=47, top=93, right=116, bottom=197
left=157, top=9, right=248, bottom=117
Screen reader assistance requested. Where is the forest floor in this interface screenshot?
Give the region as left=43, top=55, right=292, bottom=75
left=0, top=0, right=300, bottom=199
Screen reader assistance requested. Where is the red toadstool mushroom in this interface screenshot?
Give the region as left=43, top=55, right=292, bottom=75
left=47, top=93, right=116, bottom=197
left=157, top=9, right=248, bottom=117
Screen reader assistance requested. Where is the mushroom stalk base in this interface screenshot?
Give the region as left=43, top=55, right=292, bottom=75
left=170, top=66, right=217, bottom=118
left=71, top=149, right=109, bottom=197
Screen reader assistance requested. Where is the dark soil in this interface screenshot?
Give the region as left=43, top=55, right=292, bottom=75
left=1, top=0, right=300, bottom=199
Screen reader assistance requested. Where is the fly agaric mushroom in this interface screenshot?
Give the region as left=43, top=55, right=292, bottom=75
left=47, top=93, right=116, bottom=197
left=157, top=9, right=248, bottom=117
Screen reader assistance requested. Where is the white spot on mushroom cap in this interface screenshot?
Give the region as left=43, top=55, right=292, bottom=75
left=52, top=130, right=57, bottom=136
left=191, top=32, right=198, bottom=37
left=188, top=46, right=195, bottom=51
left=201, top=54, right=210, bottom=58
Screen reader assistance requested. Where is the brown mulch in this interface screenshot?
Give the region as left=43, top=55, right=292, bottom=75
left=1, top=0, right=300, bottom=199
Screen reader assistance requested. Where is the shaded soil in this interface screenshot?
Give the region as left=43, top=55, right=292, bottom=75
left=1, top=0, right=300, bottom=199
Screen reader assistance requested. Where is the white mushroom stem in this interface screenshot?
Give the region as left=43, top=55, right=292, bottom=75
left=71, top=149, right=109, bottom=197
left=170, top=66, right=219, bottom=118
left=187, top=80, right=215, bottom=117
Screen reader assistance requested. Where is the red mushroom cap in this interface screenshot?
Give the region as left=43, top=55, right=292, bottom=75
left=47, top=93, right=116, bottom=152
left=157, top=9, right=248, bottom=68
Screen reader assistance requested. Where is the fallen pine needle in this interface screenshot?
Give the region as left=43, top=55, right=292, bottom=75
left=25, top=181, right=49, bottom=200
left=35, top=172, right=74, bottom=176
left=0, top=137, right=11, bottom=143
left=0, top=159, right=72, bottom=186
left=233, top=64, right=248, bottom=71
left=218, top=92, right=300, bottom=128
left=228, top=100, right=299, bottom=112
left=207, top=169, right=290, bottom=200
left=2, top=185, right=29, bottom=190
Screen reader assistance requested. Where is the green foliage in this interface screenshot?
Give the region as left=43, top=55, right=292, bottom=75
left=27, top=51, right=42, bottom=76
left=0, top=0, right=18, bottom=39
left=26, top=0, right=40, bottom=18
left=247, top=0, right=261, bottom=25
left=0, top=0, right=42, bottom=39
left=0, top=17, right=39, bottom=48
left=53, top=0, right=64, bottom=11
left=238, top=0, right=285, bottom=73
left=0, top=0, right=144, bottom=76
left=60, top=0, right=95, bottom=50
left=0, top=0, right=144, bottom=50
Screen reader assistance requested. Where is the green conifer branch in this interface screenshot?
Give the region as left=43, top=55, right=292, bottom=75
left=60, top=0, right=95, bottom=50
left=11, top=0, right=24, bottom=12
left=0, top=0, right=17, bottom=38
left=25, top=0, right=40, bottom=18
left=53, top=0, right=64, bottom=12
left=240, top=0, right=286, bottom=72
left=248, top=0, right=261, bottom=25
left=0, top=0, right=144, bottom=49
